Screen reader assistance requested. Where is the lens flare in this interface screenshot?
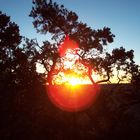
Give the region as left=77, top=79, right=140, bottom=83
left=58, top=35, right=78, bottom=57
left=46, top=35, right=100, bottom=112
left=47, top=84, right=100, bottom=112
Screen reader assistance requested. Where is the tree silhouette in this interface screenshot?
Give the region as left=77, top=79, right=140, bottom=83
left=0, top=11, right=21, bottom=88
left=30, top=0, right=138, bottom=85
left=0, top=11, right=40, bottom=90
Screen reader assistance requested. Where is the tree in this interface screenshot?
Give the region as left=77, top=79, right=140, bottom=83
left=30, top=0, right=138, bottom=85
left=0, top=11, right=40, bottom=89
left=0, top=11, right=21, bottom=88
left=131, top=64, right=140, bottom=91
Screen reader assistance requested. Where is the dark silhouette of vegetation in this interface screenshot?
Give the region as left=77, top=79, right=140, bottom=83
left=0, top=0, right=140, bottom=140
left=0, top=11, right=44, bottom=139
left=0, top=11, right=42, bottom=90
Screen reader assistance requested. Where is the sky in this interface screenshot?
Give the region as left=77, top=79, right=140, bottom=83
left=0, top=0, right=140, bottom=64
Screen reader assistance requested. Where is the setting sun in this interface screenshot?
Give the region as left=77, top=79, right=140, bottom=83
left=68, top=77, right=81, bottom=85
left=54, top=72, right=92, bottom=85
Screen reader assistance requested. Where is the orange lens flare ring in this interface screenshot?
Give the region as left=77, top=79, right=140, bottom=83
left=47, top=85, right=100, bottom=112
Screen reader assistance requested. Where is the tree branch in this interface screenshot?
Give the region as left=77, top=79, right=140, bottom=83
left=88, top=67, right=96, bottom=84
left=96, top=70, right=110, bottom=84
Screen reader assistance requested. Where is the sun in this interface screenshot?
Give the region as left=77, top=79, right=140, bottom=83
left=54, top=72, right=91, bottom=85
left=67, top=76, right=82, bottom=86
left=68, top=77, right=79, bottom=85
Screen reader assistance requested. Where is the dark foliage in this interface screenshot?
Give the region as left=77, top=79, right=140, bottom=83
left=0, top=11, right=44, bottom=139
left=0, top=11, right=42, bottom=90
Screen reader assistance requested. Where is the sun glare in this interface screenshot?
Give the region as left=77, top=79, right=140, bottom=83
left=67, top=76, right=83, bottom=86
left=54, top=73, right=91, bottom=85
left=68, top=77, right=79, bottom=85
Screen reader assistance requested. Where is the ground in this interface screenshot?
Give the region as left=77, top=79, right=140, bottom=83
left=0, top=84, right=140, bottom=140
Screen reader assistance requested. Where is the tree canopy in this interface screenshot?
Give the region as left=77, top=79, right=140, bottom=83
left=29, top=0, right=139, bottom=85
left=0, top=11, right=41, bottom=89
